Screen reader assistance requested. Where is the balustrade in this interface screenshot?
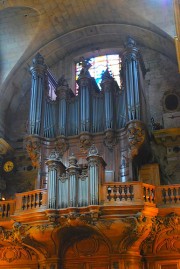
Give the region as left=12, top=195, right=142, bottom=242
left=0, top=200, right=15, bottom=219
left=103, top=182, right=156, bottom=205
left=14, top=189, right=47, bottom=213
left=142, top=183, right=155, bottom=203
left=156, top=184, right=180, bottom=206
left=0, top=183, right=180, bottom=220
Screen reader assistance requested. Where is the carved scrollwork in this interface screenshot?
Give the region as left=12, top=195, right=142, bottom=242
left=126, top=121, right=145, bottom=159
left=141, top=212, right=180, bottom=255
left=79, top=133, right=92, bottom=154
left=55, top=211, right=100, bottom=228
left=73, top=235, right=99, bottom=256
left=0, top=246, right=36, bottom=263
left=119, top=212, right=152, bottom=253
left=25, top=136, right=41, bottom=168
left=103, top=129, right=117, bottom=150
left=56, top=136, right=69, bottom=157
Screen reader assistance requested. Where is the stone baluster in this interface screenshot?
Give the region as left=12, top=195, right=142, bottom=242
left=46, top=151, right=65, bottom=209
left=66, top=154, right=79, bottom=207
left=29, top=53, right=47, bottom=135
left=87, top=145, right=106, bottom=205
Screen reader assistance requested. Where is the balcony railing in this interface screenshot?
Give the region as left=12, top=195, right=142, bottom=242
left=156, top=184, right=180, bottom=207
left=0, top=183, right=179, bottom=220
left=14, top=189, right=47, bottom=214
left=102, top=182, right=156, bottom=206
left=0, top=199, right=16, bottom=219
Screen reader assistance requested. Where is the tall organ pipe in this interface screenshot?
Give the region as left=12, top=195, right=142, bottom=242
left=78, top=77, right=91, bottom=133
left=101, top=69, right=114, bottom=130
left=67, top=154, right=79, bottom=207
left=122, top=37, right=145, bottom=121
left=87, top=145, right=106, bottom=206
left=56, top=84, right=69, bottom=136
left=29, top=53, right=46, bottom=135
left=46, top=153, right=66, bottom=209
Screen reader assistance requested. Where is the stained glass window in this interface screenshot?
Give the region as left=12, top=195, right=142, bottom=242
left=76, top=54, right=121, bottom=91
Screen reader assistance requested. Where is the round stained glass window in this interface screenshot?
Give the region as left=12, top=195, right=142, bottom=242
left=165, top=94, right=179, bottom=111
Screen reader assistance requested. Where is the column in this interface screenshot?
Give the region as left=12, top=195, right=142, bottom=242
left=87, top=145, right=106, bottom=205
left=29, top=53, right=47, bottom=135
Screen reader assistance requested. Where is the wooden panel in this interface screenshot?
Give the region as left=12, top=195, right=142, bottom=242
left=64, top=264, right=85, bottom=269
left=89, top=266, right=109, bottom=269
left=161, top=265, right=177, bottom=269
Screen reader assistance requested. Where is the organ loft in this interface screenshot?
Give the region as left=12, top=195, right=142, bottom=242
left=0, top=2, right=180, bottom=267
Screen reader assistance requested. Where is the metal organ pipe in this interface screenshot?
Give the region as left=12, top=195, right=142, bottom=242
left=47, top=166, right=57, bottom=209
left=46, top=155, right=66, bottom=210
left=122, top=38, right=143, bottom=121
left=79, top=81, right=90, bottom=133
left=69, top=173, right=76, bottom=207
left=59, top=98, right=66, bottom=136
left=133, top=60, right=140, bottom=119
left=29, top=53, right=46, bottom=136
left=87, top=146, right=106, bottom=206
left=101, top=70, right=114, bottom=130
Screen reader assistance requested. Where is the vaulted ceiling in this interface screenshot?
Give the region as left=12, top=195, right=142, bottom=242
left=0, top=0, right=177, bottom=136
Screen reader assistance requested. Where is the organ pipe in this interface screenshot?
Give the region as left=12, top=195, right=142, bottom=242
left=87, top=145, right=106, bottom=205
left=45, top=151, right=66, bottom=209
left=29, top=53, right=47, bottom=135
left=101, top=69, right=114, bottom=130
left=122, top=37, right=143, bottom=121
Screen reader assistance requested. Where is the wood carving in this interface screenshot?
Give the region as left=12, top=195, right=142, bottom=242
left=103, top=129, right=117, bottom=150
left=79, top=133, right=92, bottom=154
left=127, top=121, right=145, bottom=159
left=0, top=246, right=37, bottom=263
left=141, top=212, right=180, bottom=255
left=56, top=136, right=69, bottom=157
left=25, top=136, right=41, bottom=168
left=119, top=212, right=152, bottom=253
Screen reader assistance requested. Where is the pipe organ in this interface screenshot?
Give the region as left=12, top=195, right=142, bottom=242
left=26, top=37, right=149, bottom=208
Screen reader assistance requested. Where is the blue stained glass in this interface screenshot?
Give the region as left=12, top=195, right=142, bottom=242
left=76, top=54, right=121, bottom=91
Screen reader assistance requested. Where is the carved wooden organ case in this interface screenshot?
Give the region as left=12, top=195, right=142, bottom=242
left=25, top=37, right=149, bottom=210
